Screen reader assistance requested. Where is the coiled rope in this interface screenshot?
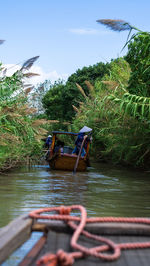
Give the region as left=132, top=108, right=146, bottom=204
left=29, top=205, right=150, bottom=266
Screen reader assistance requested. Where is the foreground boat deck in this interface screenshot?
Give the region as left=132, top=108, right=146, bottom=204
left=28, top=230, right=150, bottom=266
left=1, top=215, right=150, bottom=266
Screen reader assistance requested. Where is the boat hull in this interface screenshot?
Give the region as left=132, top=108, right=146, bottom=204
left=48, top=153, right=87, bottom=171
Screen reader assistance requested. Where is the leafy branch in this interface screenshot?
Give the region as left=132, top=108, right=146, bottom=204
left=105, top=92, right=150, bottom=118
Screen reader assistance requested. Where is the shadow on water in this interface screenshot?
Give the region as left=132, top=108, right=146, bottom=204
left=0, top=162, right=150, bottom=229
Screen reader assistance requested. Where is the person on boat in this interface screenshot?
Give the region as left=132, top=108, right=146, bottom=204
left=54, top=140, right=64, bottom=154
left=72, top=126, right=92, bottom=157
left=72, top=132, right=86, bottom=157
left=45, top=135, right=52, bottom=149
left=84, top=135, right=92, bottom=149
left=60, top=142, right=64, bottom=153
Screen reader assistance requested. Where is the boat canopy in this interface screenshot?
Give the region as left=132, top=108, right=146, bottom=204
left=52, top=131, right=78, bottom=136
left=52, top=127, right=92, bottom=136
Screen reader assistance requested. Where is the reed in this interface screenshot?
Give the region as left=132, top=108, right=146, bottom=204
left=23, top=72, right=40, bottom=78
left=32, top=119, right=47, bottom=126
left=101, top=81, right=119, bottom=90
left=72, top=58, right=150, bottom=168
left=0, top=40, right=5, bottom=45
left=76, top=83, right=87, bottom=98
left=84, top=80, right=94, bottom=96
left=72, top=105, right=79, bottom=113
left=47, top=120, right=59, bottom=123
left=97, top=19, right=132, bottom=32
left=0, top=54, right=49, bottom=171
left=21, top=56, right=40, bottom=70
left=24, top=87, right=33, bottom=95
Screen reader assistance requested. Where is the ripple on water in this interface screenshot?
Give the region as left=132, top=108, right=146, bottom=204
left=0, top=163, right=150, bottom=229
left=1, top=163, right=150, bottom=265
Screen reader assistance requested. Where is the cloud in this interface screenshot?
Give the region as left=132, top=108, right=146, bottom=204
left=69, top=28, right=112, bottom=35
left=26, top=65, right=69, bottom=85
left=2, top=64, right=69, bottom=86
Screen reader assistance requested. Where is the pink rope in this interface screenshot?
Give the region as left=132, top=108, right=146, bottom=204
left=29, top=205, right=150, bottom=266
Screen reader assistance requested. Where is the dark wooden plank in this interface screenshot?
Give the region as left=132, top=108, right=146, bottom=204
left=31, top=230, right=71, bottom=265
left=32, top=220, right=150, bottom=236
left=102, top=235, right=150, bottom=266
left=0, top=214, right=32, bottom=264
left=30, top=231, right=150, bottom=266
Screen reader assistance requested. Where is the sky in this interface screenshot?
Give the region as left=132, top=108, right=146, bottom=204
left=0, top=0, right=150, bottom=85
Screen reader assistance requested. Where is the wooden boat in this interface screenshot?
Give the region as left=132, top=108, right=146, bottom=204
left=1, top=205, right=150, bottom=266
left=46, top=131, right=91, bottom=171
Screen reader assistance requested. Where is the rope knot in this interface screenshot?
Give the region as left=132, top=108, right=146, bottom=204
left=57, top=250, right=74, bottom=266
left=59, top=206, right=71, bottom=215
left=36, top=253, right=57, bottom=266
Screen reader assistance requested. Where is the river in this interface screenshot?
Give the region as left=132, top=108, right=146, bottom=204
left=1, top=162, right=150, bottom=265
left=1, top=162, right=150, bottom=229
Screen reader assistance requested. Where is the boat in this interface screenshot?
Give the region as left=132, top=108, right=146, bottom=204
left=46, top=129, right=92, bottom=171
left=1, top=205, right=150, bottom=266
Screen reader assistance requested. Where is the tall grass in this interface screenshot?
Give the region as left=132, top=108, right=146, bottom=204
left=0, top=57, right=48, bottom=172
left=73, top=57, right=150, bottom=168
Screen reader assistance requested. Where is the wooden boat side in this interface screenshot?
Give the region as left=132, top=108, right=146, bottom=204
left=48, top=153, right=87, bottom=171
left=0, top=214, right=32, bottom=264
left=47, top=130, right=91, bottom=171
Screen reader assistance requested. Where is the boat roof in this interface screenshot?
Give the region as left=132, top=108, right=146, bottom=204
left=52, top=131, right=78, bottom=136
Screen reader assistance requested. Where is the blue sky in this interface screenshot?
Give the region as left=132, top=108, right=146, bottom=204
left=0, top=0, right=150, bottom=84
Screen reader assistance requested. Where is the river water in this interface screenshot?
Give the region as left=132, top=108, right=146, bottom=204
left=1, top=162, right=150, bottom=228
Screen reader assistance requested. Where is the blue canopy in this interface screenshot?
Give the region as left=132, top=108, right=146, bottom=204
left=52, top=131, right=78, bottom=136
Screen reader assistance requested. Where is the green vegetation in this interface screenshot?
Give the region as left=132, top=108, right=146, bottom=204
left=1, top=19, right=150, bottom=171
left=42, top=19, right=150, bottom=169
left=0, top=59, right=47, bottom=172
left=42, top=62, right=110, bottom=122
left=125, top=32, right=150, bottom=97
left=71, top=20, right=150, bottom=169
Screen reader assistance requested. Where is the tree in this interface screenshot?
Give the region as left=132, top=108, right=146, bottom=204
left=97, top=19, right=150, bottom=96
left=42, top=63, right=110, bottom=122
left=125, top=32, right=150, bottom=97
left=68, top=62, right=109, bottom=93
left=29, top=80, right=51, bottom=115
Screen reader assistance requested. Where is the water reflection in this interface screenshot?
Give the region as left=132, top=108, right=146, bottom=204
left=0, top=162, right=150, bottom=228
